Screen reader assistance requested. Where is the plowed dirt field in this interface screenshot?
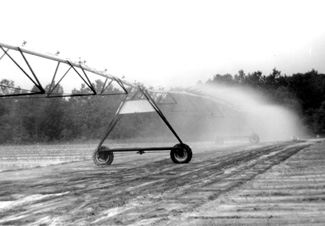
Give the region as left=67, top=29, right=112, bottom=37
left=0, top=140, right=324, bottom=226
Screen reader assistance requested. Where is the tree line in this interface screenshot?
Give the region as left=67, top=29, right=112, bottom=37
left=0, top=68, right=324, bottom=144
left=207, top=69, right=325, bottom=135
left=0, top=80, right=125, bottom=144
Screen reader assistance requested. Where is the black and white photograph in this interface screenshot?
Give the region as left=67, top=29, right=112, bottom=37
left=0, top=0, right=325, bottom=225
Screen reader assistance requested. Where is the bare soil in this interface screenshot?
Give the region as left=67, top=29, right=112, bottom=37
left=0, top=140, right=324, bottom=226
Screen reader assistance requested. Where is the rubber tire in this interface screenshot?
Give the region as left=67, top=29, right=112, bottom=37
left=92, top=146, right=114, bottom=165
left=249, top=134, right=260, bottom=143
left=170, top=143, right=192, bottom=164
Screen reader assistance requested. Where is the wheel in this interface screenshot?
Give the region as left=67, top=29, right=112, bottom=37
left=249, top=134, right=260, bottom=143
left=92, top=146, right=114, bottom=165
left=170, top=143, right=192, bottom=164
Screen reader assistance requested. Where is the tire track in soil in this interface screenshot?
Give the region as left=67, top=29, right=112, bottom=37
left=101, top=143, right=310, bottom=226
left=0, top=142, right=310, bottom=225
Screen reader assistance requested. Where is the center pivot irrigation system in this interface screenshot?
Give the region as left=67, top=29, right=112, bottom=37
left=0, top=42, right=260, bottom=165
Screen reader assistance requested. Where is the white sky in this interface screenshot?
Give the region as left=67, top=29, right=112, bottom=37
left=1, top=0, right=325, bottom=89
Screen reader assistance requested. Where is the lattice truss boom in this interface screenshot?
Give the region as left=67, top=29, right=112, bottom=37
left=0, top=42, right=260, bottom=165
left=0, top=42, right=256, bottom=131
left=0, top=42, right=133, bottom=97
left=0, top=42, right=246, bottom=115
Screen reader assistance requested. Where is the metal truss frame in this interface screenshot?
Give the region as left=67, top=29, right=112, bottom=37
left=0, top=42, right=192, bottom=165
left=0, top=41, right=260, bottom=165
left=0, top=42, right=130, bottom=97
left=96, top=85, right=185, bottom=154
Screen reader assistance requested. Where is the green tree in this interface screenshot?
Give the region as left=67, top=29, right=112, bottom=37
left=244, top=71, right=263, bottom=87
left=313, top=101, right=325, bottom=135
left=234, top=70, right=245, bottom=84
